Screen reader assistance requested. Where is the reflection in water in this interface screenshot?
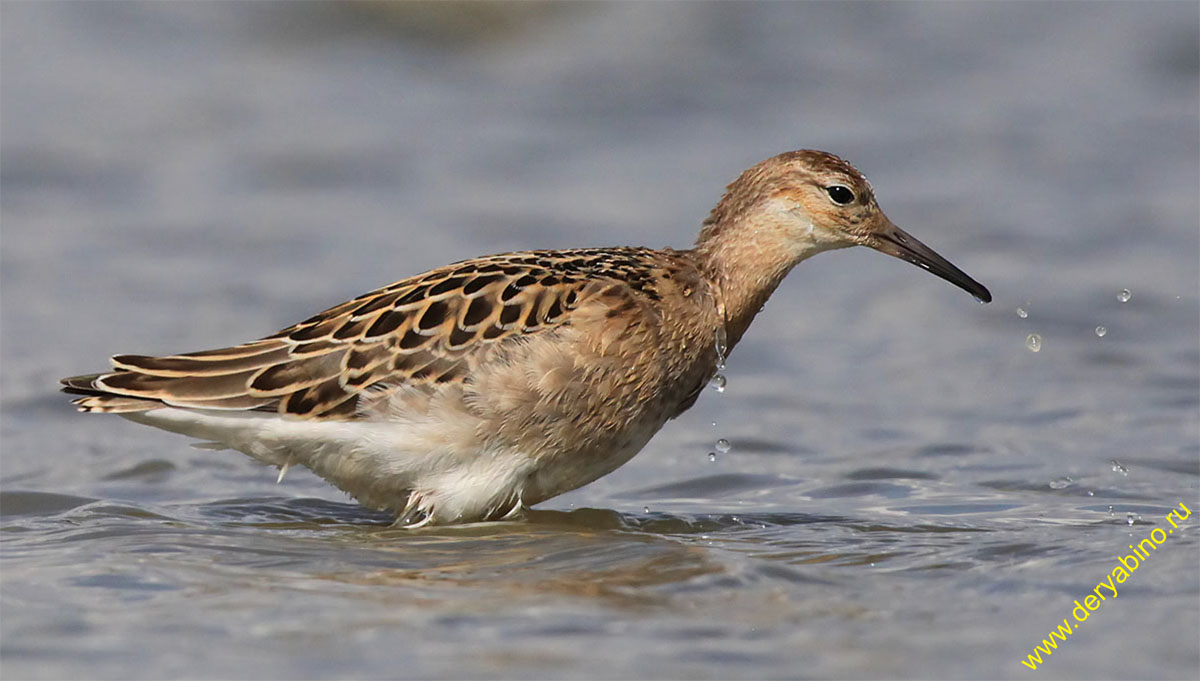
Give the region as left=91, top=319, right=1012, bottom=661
left=336, top=520, right=721, bottom=608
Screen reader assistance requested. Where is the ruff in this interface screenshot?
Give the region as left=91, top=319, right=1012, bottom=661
left=62, top=150, right=991, bottom=526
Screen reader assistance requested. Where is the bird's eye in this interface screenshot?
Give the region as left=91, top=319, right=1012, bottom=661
left=825, top=185, right=855, bottom=205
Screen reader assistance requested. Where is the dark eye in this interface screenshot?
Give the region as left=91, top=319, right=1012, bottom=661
left=825, top=185, right=855, bottom=205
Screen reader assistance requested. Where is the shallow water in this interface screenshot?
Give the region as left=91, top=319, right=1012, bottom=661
left=2, top=3, right=1198, bottom=679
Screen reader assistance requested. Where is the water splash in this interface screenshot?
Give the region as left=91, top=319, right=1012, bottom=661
left=1048, top=476, right=1073, bottom=490
left=1025, top=333, right=1042, bottom=352
left=1095, top=326, right=1107, bottom=338
left=1118, top=288, right=1132, bottom=303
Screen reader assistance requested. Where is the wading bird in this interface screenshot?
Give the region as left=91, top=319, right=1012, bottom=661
left=63, top=150, right=991, bottom=526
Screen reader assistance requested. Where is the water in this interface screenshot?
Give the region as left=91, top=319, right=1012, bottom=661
left=1025, top=333, right=1043, bottom=353
left=714, top=325, right=729, bottom=370
left=708, top=374, right=727, bottom=393
left=2, top=3, right=1198, bottom=680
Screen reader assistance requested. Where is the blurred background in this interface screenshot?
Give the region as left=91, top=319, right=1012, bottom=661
left=2, top=3, right=1197, bottom=679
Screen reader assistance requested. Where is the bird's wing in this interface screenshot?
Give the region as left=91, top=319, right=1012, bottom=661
left=62, top=248, right=666, bottom=419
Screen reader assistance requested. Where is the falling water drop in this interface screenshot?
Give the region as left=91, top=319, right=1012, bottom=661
left=710, top=374, right=727, bottom=392
left=1016, top=307, right=1028, bottom=319
left=708, top=452, right=717, bottom=463
left=643, top=506, right=650, bottom=514
left=714, top=326, right=729, bottom=370
left=1095, top=326, right=1107, bottom=338
left=1025, top=333, right=1042, bottom=353
left=715, top=438, right=731, bottom=454
left=1118, top=289, right=1132, bottom=303
left=1126, top=513, right=1137, bottom=526
left=1048, top=476, right=1073, bottom=490
left=1110, top=459, right=1128, bottom=476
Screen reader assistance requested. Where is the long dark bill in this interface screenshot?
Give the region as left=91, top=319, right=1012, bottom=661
left=871, top=223, right=992, bottom=303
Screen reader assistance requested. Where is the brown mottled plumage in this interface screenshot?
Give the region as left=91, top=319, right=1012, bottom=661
left=62, top=150, right=990, bottom=526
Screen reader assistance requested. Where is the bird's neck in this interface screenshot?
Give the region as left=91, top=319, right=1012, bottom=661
left=691, top=214, right=832, bottom=352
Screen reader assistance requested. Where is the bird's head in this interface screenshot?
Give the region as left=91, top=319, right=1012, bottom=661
left=697, top=150, right=992, bottom=303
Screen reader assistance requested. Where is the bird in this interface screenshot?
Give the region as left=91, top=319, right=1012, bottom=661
left=61, top=150, right=992, bottom=527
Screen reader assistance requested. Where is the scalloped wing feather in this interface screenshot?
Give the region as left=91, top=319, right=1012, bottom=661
left=63, top=248, right=674, bottom=420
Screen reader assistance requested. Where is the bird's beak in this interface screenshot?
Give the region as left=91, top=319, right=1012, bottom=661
left=869, top=221, right=992, bottom=303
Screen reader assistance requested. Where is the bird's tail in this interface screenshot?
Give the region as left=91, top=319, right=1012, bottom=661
left=60, top=373, right=164, bottom=413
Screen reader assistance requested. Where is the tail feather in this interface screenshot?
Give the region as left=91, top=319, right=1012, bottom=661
left=61, top=369, right=280, bottom=413
left=112, top=342, right=292, bottom=377
left=71, top=394, right=164, bottom=413
left=96, top=368, right=262, bottom=401
left=60, top=372, right=109, bottom=394
left=61, top=372, right=160, bottom=413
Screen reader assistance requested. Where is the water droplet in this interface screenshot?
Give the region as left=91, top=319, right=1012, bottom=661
left=643, top=506, right=650, bottom=514
left=1086, top=490, right=1094, bottom=497
left=711, top=421, right=717, bottom=428
left=1016, top=307, right=1028, bottom=319
left=1049, top=476, right=1073, bottom=490
left=1095, top=326, right=1107, bottom=338
left=715, top=438, right=731, bottom=454
left=1107, top=505, right=1114, bottom=516
left=1110, top=459, right=1128, bottom=476
left=709, top=374, right=727, bottom=392
left=708, top=452, right=717, bottom=462
left=714, top=326, right=729, bottom=370
left=1125, top=513, right=1136, bottom=526
left=1025, top=333, right=1042, bottom=352
left=1118, top=288, right=1132, bottom=303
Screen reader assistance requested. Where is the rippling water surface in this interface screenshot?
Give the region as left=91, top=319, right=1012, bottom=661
left=2, top=3, right=1197, bottom=679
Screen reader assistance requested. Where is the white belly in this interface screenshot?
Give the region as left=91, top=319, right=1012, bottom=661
left=121, top=391, right=659, bottom=526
